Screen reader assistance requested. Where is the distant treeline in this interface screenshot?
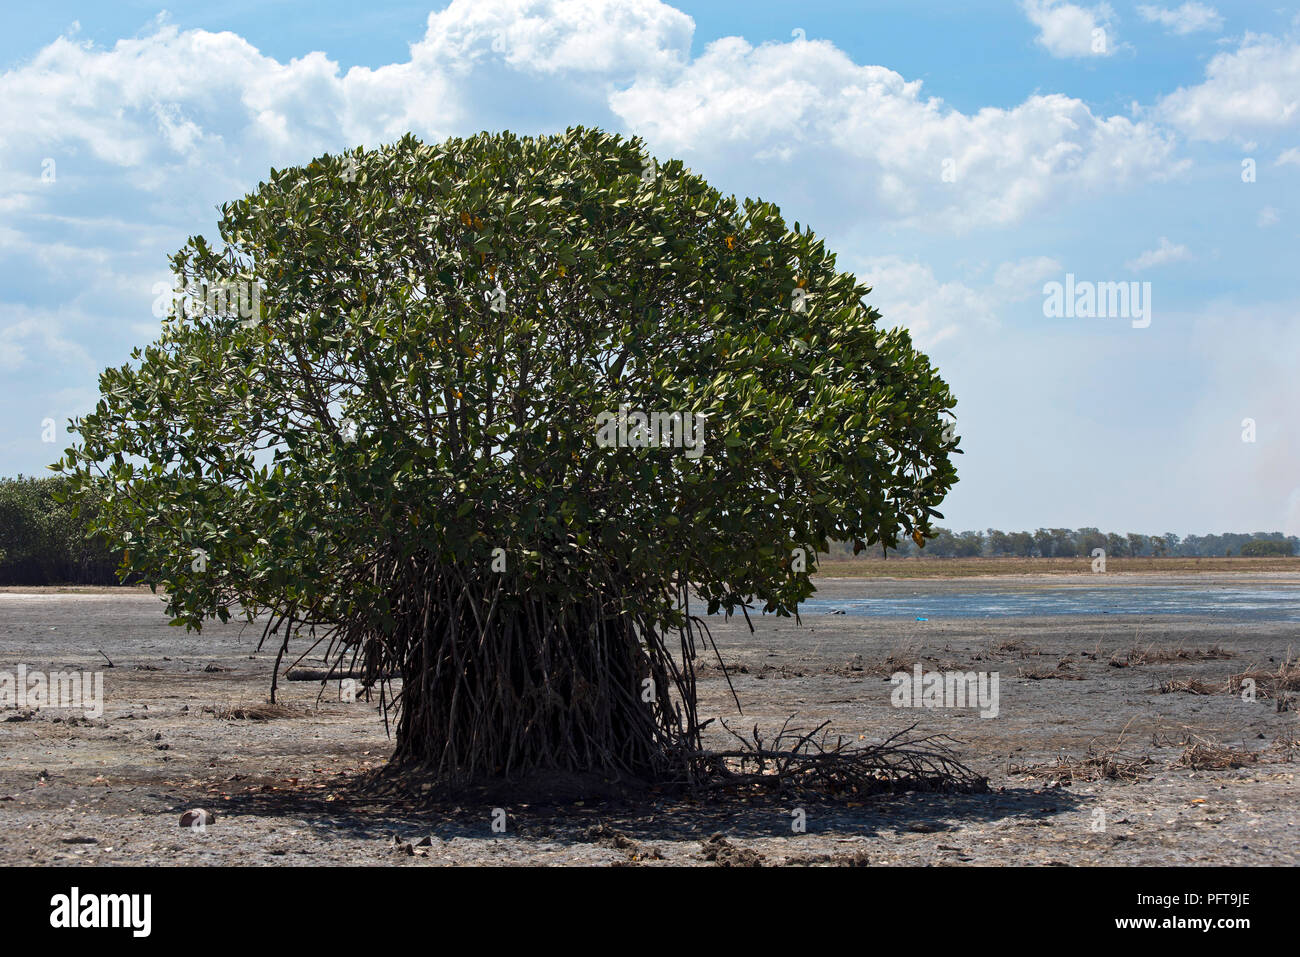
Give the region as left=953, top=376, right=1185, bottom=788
left=828, top=527, right=1298, bottom=559
left=0, top=475, right=134, bottom=586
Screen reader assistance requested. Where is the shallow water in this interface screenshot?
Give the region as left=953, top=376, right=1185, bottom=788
left=797, top=585, right=1300, bottom=621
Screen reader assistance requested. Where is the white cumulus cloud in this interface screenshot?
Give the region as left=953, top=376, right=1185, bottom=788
left=1137, top=3, right=1223, bottom=36
left=610, top=37, right=1181, bottom=232
left=1154, top=33, right=1300, bottom=142
left=1021, top=0, right=1117, bottom=58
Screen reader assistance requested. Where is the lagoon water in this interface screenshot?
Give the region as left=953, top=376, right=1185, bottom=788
left=798, top=584, right=1300, bottom=622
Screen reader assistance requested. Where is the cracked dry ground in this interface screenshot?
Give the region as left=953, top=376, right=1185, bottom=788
left=1, top=578, right=1296, bottom=866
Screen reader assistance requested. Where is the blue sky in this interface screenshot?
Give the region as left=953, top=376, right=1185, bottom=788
left=2, top=0, right=1298, bottom=535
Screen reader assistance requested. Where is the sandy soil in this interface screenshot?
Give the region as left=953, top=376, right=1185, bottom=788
left=1, top=574, right=1297, bottom=866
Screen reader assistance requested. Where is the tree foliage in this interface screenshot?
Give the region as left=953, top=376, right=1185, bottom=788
left=1240, top=538, right=1294, bottom=557
left=0, top=475, right=126, bottom=585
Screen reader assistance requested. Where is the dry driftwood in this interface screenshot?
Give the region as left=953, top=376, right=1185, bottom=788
left=696, top=717, right=987, bottom=797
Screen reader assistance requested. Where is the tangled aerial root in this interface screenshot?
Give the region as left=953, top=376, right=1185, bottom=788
left=261, top=566, right=716, bottom=786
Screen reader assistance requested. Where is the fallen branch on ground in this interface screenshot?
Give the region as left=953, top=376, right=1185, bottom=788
left=697, top=717, right=987, bottom=797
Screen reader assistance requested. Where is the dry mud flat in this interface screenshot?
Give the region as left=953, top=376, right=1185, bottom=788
left=0, top=576, right=1297, bottom=866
